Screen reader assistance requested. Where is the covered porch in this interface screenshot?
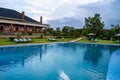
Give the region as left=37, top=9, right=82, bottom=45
left=0, top=18, right=48, bottom=35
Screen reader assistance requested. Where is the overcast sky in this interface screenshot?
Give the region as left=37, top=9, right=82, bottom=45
left=0, top=0, right=120, bottom=29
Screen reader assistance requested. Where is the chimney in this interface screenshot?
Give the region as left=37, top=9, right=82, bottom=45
left=21, top=11, right=25, bottom=21
left=40, top=16, right=42, bottom=24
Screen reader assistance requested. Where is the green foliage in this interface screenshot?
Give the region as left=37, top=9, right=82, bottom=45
left=102, top=28, right=115, bottom=40
left=16, top=32, right=22, bottom=38
left=27, top=31, right=33, bottom=36
left=9, top=37, right=14, bottom=41
left=111, top=24, right=120, bottom=34
left=22, top=32, right=26, bottom=35
left=47, top=26, right=81, bottom=38
left=84, top=13, right=104, bottom=37
left=108, top=28, right=115, bottom=37
left=102, top=30, right=109, bottom=40
left=57, top=35, right=62, bottom=39
left=56, top=27, right=60, bottom=31
left=81, top=28, right=88, bottom=36
left=40, top=34, right=43, bottom=38
left=47, top=28, right=54, bottom=36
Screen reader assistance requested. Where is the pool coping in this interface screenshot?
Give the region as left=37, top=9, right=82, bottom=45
left=0, top=42, right=120, bottom=48
left=0, top=42, right=69, bottom=48
left=74, top=42, right=120, bottom=47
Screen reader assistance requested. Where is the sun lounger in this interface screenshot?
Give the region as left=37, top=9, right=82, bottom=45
left=94, top=39, right=98, bottom=42
left=90, top=38, right=94, bottom=42
left=14, top=38, right=20, bottom=43
left=51, top=38, right=56, bottom=41
left=27, top=38, right=32, bottom=42
left=48, top=38, right=56, bottom=41
left=90, top=38, right=98, bottom=42
left=48, top=38, right=52, bottom=41
left=14, top=38, right=32, bottom=43
left=19, top=38, right=24, bottom=42
left=22, top=38, right=28, bottom=42
left=115, top=40, right=120, bottom=43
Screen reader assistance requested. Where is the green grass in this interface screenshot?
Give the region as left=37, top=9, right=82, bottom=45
left=79, top=38, right=120, bottom=44
left=0, top=39, right=16, bottom=45
left=32, top=38, right=76, bottom=43
left=0, top=38, right=75, bottom=45
left=1, top=37, right=119, bottom=46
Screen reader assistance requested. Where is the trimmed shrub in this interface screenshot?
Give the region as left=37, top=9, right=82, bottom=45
left=27, top=31, right=33, bottom=36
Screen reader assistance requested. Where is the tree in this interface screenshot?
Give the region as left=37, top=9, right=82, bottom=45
left=109, top=28, right=115, bottom=38
left=81, top=29, right=87, bottom=36
left=62, top=26, right=69, bottom=34
left=47, top=28, right=54, bottom=36
left=56, top=27, right=61, bottom=31
left=55, top=27, right=62, bottom=38
left=84, top=13, right=104, bottom=37
left=62, top=26, right=72, bottom=36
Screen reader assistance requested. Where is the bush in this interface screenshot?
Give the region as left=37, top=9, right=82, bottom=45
left=16, top=33, right=22, bottom=38
left=27, top=31, right=33, bottom=36
left=57, top=35, right=62, bottom=39
left=81, top=29, right=88, bottom=36
left=40, top=34, right=43, bottom=38
left=22, top=32, right=26, bottom=35
left=9, top=37, right=14, bottom=41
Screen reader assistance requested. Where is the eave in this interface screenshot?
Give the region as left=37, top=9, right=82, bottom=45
left=0, top=18, right=48, bottom=28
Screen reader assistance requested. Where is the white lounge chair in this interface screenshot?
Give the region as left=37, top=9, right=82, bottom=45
left=14, top=38, right=20, bottom=43
left=115, top=40, right=120, bottom=43
left=94, top=39, right=98, bottom=42
left=27, top=38, right=32, bottom=42
left=22, top=38, right=28, bottom=42
left=48, top=38, right=52, bottom=41
left=51, top=38, right=56, bottom=41
left=90, top=38, right=94, bottom=42
left=19, top=38, right=24, bottom=42
left=48, top=38, right=56, bottom=41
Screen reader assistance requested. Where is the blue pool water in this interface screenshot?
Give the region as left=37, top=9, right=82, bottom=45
left=0, top=43, right=120, bottom=80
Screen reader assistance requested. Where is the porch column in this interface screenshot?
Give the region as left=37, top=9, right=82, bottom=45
left=10, top=24, right=13, bottom=32
left=24, top=25, right=27, bottom=33
left=18, top=25, right=20, bottom=32
left=40, top=27, right=42, bottom=34
left=33, top=26, right=36, bottom=33
left=45, top=27, right=47, bottom=35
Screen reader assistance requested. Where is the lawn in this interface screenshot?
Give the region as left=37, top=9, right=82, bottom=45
left=1, top=37, right=119, bottom=46
left=79, top=38, right=120, bottom=44
left=0, top=38, right=76, bottom=45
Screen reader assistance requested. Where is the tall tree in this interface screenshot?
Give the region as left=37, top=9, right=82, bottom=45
left=62, top=26, right=69, bottom=33
left=55, top=27, right=61, bottom=37
left=84, top=13, right=104, bottom=37
left=47, top=28, right=55, bottom=36
left=56, top=27, right=61, bottom=31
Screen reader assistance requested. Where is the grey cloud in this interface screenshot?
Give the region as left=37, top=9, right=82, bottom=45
left=48, top=17, right=84, bottom=28
left=48, top=0, right=120, bottom=29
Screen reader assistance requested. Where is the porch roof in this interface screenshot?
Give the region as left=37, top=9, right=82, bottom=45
left=0, top=18, right=48, bottom=28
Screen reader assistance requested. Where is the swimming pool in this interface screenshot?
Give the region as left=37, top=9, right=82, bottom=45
left=0, top=43, right=119, bottom=80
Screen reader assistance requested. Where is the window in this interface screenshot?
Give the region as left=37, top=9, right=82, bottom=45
left=0, top=25, right=4, bottom=32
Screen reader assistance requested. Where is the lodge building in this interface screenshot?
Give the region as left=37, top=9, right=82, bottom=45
left=0, top=7, right=48, bottom=35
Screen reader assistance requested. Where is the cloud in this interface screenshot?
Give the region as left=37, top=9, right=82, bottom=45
left=0, top=0, right=119, bottom=28
left=48, top=0, right=120, bottom=28
left=0, top=0, right=102, bottom=21
left=48, top=17, right=84, bottom=29
left=0, top=0, right=62, bottom=22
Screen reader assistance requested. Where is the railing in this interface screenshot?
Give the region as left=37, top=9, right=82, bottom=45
left=0, top=32, right=15, bottom=35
